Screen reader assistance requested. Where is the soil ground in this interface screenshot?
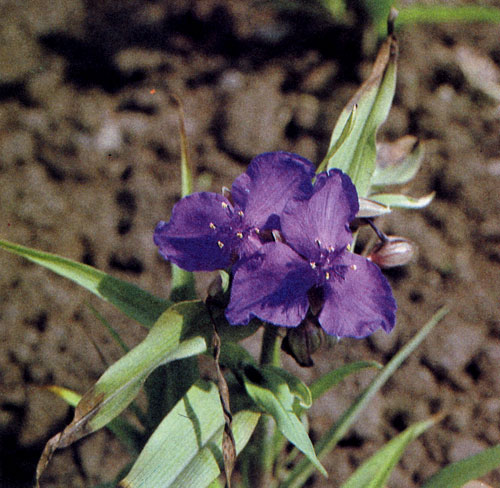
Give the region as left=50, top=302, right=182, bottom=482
left=0, top=1, right=499, bottom=487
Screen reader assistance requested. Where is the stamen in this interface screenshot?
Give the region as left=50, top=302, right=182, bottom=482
left=238, top=210, right=244, bottom=217
left=328, top=246, right=335, bottom=252
left=325, top=271, right=330, bottom=280
left=221, top=202, right=228, bottom=209
left=347, top=244, right=352, bottom=251
left=254, top=228, right=260, bottom=234
left=217, top=241, right=224, bottom=248
left=350, top=264, right=357, bottom=270
left=209, top=222, right=216, bottom=230
left=310, top=262, right=316, bottom=269
left=315, top=238, right=321, bottom=247
left=236, top=232, right=243, bottom=239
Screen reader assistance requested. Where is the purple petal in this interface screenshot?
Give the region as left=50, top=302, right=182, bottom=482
left=225, top=242, right=316, bottom=327
left=281, top=169, right=359, bottom=261
left=154, top=192, right=234, bottom=271
left=318, top=252, right=396, bottom=338
left=231, top=152, right=315, bottom=229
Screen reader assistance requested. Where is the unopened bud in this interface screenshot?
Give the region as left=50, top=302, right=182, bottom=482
left=368, top=236, right=415, bottom=268
left=281, top=316, right=324, bottom=367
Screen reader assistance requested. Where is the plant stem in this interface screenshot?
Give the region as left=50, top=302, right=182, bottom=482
left=259, top=324, right=282, bottom=367
left=246, top=325, right=282, bottom=488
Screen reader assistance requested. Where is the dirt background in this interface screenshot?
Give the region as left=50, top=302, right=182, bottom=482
left=1, top=1, right=499, bottom=487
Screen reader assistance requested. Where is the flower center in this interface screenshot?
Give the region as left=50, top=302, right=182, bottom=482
left=310, top=241, right=348, bottom=283
left=209, top=203, right=261, bottom=259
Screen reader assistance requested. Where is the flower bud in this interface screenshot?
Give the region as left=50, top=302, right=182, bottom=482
left=368, top=236, right=415, bottom=268
left=281, top=316, right=325, bottom=367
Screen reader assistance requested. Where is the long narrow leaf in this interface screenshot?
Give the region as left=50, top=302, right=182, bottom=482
left=0, top=239, right=170, bottom=328
left=370, top=191, right=435, bottom=209
left=282, top=306, right=448, bottom=488
left=242, top=365, right=327, bottom=477
left=119, top=380, right=260, bottom=488
left=341, top=416, right=440, bottom=488
left=309, top=361, right=382, bottom=403
left=326, top=33, right=398, bottom=196
left=169, top=95, right=196, bottom=302
left=36, top=301, right=212, bottom=486
left=421, top=443, right=500, bottom=488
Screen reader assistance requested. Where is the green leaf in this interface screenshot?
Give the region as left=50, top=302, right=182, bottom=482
left=0, top=239, right=170, bottom=329
left=309, top=361, right=382, bottom=403
left=325, top=33, right=398, bottom=196
left=421, top=443, right=500, bottom=488
left=265, top=366, right=312, bottom=410
left=281, top=306, right=449, bottom=488
left=356, top=197, right=391, bottom=218
left=44, top=385, right=143, bottom=455
left=44, top=385, right=81, bottom=407
left=119, top=380, right=260, bottom=488
left=317, top=104, right=357, bottom=174
left=341, top=416, right=439, bottom=488
left=370, top=191, right=435, bottom=209
left=170, top=95, right=196, bottom=302
left=242, top=364, right=327, bottom=477
left=371, top=137, right=424, bottom=187
left=36, top=301, right=212, bottom=485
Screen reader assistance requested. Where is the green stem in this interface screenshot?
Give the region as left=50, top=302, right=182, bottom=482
left=246, top=325, right=283, bottom=488
left=259, top=324, right=282, bottom=367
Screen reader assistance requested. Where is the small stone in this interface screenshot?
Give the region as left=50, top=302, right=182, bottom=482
left=301, top=61, right=338, bottom=93
left=448, top=436, right=487, bottom=463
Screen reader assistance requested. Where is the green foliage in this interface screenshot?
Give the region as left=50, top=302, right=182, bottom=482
left=120, top=381, right=260, bottom=488
left=421, top=443, right=500, bottom=488
left=324, top=33, right=397, bottom=197
left=281, top=306, right=449, bottom=488
left=341, top=417, right=439, bottom=488
left=0, top=239, right=170, bottom=329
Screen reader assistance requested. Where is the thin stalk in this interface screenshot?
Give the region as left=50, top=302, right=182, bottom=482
left=246, top=325, right=283, bottom=488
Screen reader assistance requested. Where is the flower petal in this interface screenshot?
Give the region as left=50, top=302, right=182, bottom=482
left=231, top=152, right=315, bottom=229
left=226, top=242, right=316, bottom=327
left=281, top=169, right=359, bottom=260
left=318, top=252, right=396, bottom=338
left=154, top=192, right=235, bottom=271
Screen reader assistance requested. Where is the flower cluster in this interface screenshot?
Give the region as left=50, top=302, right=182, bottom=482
left=154, top=152, right=396, bottom=338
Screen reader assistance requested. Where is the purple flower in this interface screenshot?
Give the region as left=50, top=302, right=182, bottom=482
left=154, top=152, right=315, bottom=271
left=226, top=169, right=396, bottom=338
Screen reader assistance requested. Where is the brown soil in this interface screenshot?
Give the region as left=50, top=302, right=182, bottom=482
left=1, top=1, right=499, bottom=487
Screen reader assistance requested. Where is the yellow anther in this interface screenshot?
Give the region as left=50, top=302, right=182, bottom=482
left=221, top=202, right=228, bottom=209
left=238, top=210, right=244, bottom=217
left=255, top=228, right=260, bottom=234
left=236, top=232, right=243, bottom=239
left=325, top=272, right=330, bottom=280
left=217, top=241, right=224, bottom=248
left=350, top=264, right=357, bottom=270
left=328, top=246, right=335, bottom=252
left=209, top=222, right=216, bottom=230
left=347, top=244, right=352, bottom=251
left=310, top=262, right=316, bottom=269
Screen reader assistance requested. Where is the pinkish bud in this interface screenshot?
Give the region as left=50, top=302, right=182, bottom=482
left=368, top=236, right=416, bottom=268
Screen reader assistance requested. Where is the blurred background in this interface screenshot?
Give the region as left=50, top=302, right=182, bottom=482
left=0, top=0, right=499, bottom=486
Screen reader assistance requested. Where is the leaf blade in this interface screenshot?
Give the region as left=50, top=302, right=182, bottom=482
left=341, top=416, right=439, bottom=488
left=36, top=301, right=212, bottom=486
left=0, top=239, right=170, bottom=328
left=421, top=443, right=500, bottom=488
left=119, top=381, right=260, bottom=488
left=281, top=306, right=449, bottom=488
left=326, top=34, right=398, bottom=197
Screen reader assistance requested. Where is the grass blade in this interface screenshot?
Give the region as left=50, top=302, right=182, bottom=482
left=281, top=306, right=448, bottom=488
